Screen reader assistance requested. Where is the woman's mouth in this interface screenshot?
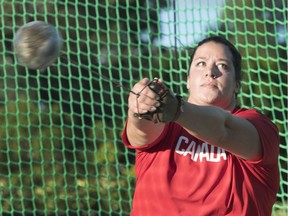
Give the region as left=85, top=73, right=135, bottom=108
left=201, top=82, right=217, bottom=88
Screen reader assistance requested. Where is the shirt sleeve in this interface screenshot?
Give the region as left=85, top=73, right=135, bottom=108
left=235, top=109, right=280, bottom=166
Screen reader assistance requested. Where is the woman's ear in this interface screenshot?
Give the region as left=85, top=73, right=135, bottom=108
left=235, top=81, right=241, bottom=94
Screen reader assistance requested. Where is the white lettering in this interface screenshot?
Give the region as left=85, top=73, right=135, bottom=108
left=199, top=142, right=209, bottom=162
left=175, top=136, right=189, bottom=154
left=184, top=140, right=196, bottom=157
left=175, top=136, right=227, bottom=162
left=210, top=145, right=218, bottom=162
left=219, top=147, right=227, bottom=160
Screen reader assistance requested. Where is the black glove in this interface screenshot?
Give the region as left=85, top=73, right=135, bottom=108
left=134, top=78, right=183, bottom=123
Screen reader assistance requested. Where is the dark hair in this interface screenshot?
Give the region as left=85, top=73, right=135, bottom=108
left=189, top=36, right=242, bottom=82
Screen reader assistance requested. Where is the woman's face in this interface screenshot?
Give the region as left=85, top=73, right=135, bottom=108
left=187, top=41, right=240, bottom=110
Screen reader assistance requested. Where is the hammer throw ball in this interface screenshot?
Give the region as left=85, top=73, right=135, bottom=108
left=13, top=21, right=62, bottom=70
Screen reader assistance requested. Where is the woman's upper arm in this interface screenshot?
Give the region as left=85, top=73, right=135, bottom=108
left=221, top=114, right=262, bottom=160
left=176, top=103, right=268, bottom=161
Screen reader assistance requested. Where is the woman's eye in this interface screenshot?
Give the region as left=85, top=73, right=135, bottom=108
left=196, top=61, right=205, bottom=67
left=218, top=63, right=228, bottom=70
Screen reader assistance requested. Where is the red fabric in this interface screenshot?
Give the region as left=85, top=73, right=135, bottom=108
left=122, top=108, right=279, bottom=216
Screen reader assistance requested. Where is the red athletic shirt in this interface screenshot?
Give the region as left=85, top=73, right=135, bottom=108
left=122, top=108, right=279, bottom=216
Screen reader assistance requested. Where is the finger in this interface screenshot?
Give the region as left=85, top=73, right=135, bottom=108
left=131, top=78, right=150, bottom=93
left=131, top=79, right=159, bottom=100
left=131, top=105, right=157, bottom=114
left=128, top=92, right=160, bottom=114
left=140, top=77, right=150, bottom=85
left=128, top=96, right=159, bottom=113
left=130, top=88, right=160, bottom=107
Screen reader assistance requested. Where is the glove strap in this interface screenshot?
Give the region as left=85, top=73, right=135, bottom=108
left=133, top=94, right=184, bottom=123
left=173, top=95, right=184, bottom=121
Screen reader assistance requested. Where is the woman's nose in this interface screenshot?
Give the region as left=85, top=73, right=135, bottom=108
left=205, top=67, right=218, bottom=79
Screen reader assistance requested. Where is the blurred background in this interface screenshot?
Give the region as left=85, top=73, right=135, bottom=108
left=0, top=0, right=287, bottom=215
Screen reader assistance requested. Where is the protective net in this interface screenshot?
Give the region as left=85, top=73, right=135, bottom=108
left=0, top=0, right=287, bottom=215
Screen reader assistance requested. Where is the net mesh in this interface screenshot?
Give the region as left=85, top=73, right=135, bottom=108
left=0, top=0, right=287, bottom=215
